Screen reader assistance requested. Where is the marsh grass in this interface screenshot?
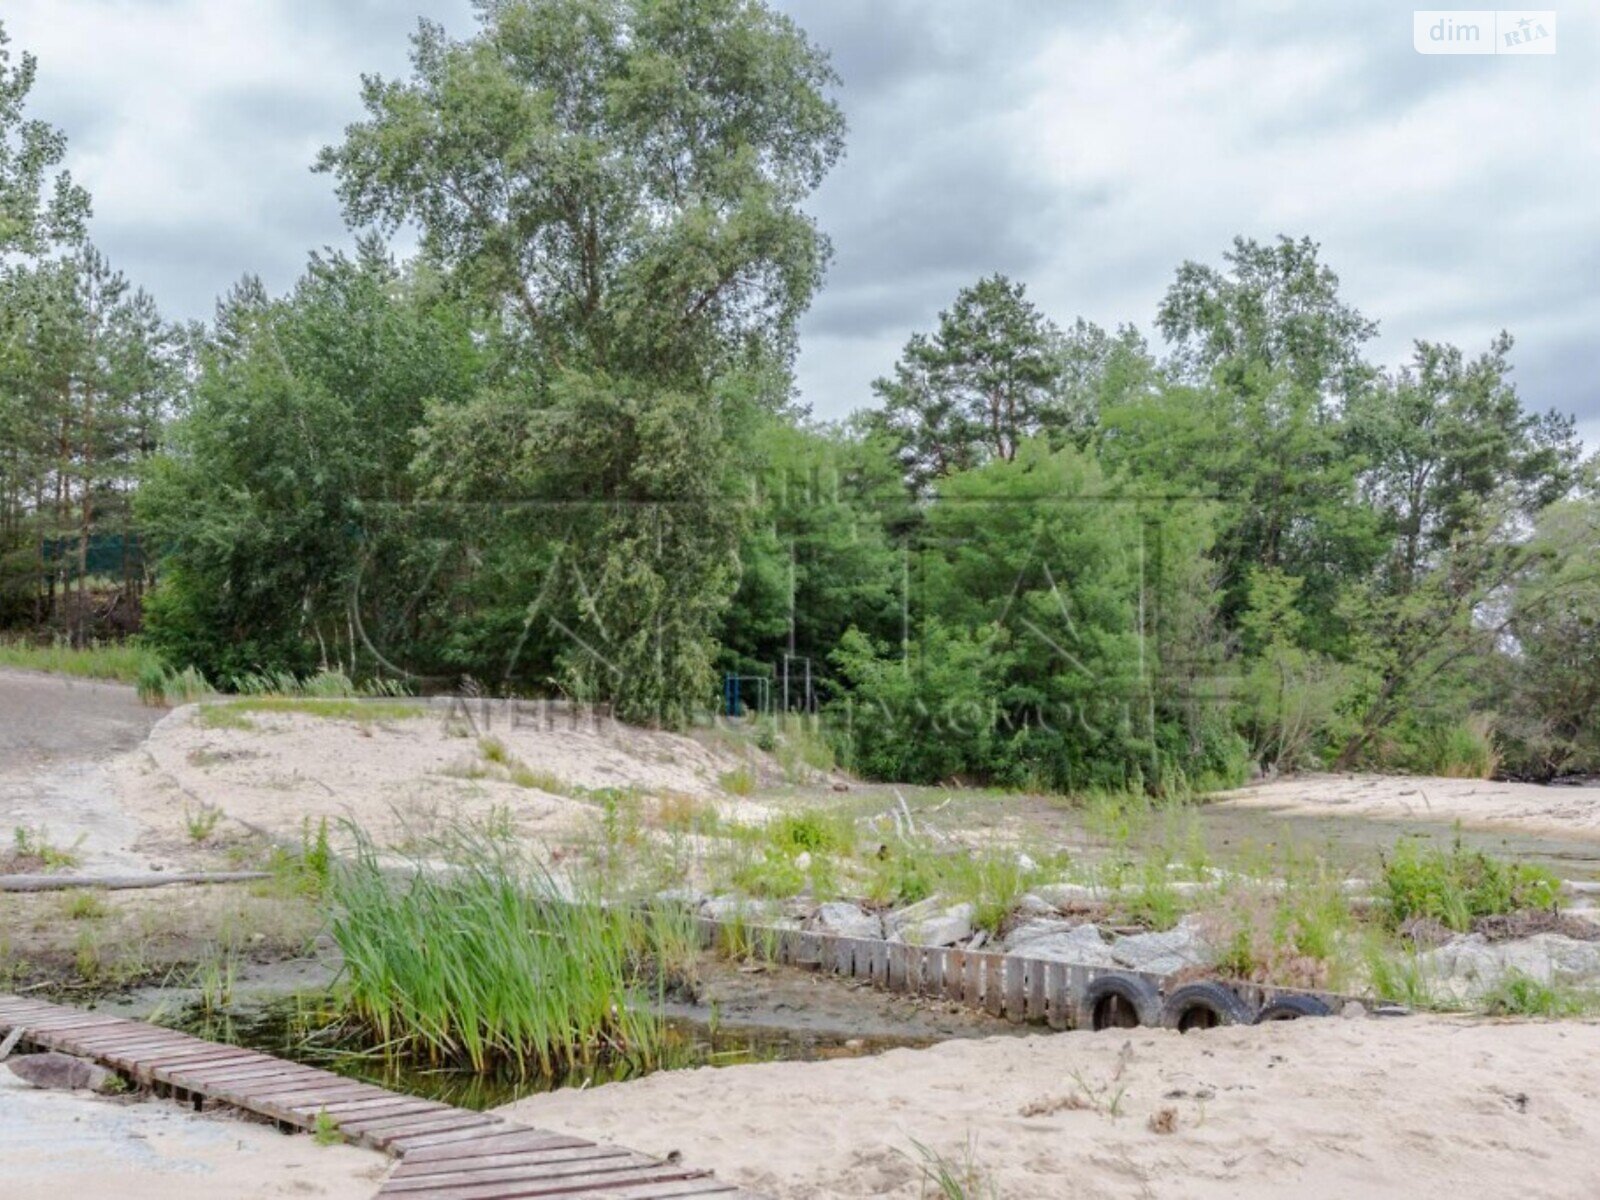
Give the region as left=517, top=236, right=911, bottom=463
left=326, top=826, right=698, bottom=1076
left=0, top=637, right=165, bottom=684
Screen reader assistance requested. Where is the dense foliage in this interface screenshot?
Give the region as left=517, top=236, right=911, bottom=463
left=3, top=6, right=1597, bottom=788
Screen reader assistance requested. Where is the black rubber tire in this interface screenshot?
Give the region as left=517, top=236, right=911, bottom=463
left=1256, top=994, right=1334, bottom=1023
left=1076, top=972, right=1163, bottom=1031
left=1161, top=981, right=1257, bottom=1032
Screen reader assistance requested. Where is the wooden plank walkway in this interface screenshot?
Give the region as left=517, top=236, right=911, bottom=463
left=0, top=994, right=760, bottom=1200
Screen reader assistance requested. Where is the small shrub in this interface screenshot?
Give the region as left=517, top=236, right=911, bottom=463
left=769, top=810, right=852, bottom=856
left=719, top=766, right=757, bottom=796
left=1380, top=838, right=1560, bottom=933
left=185, top=804, right=224, bottom=843
left=8, top=825, right=83, bottom=871
left=506, top=763, right=570, bottom=794
left=312, top=1110, right=342, bottom=1146
left=1479, top=971, right=1598, bottom=1018
left=62, top=890, right=109, bottom=921
left=479, top=736, right=510, bottom=765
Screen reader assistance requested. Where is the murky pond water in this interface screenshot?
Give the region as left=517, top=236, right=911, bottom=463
left=164, top=995, right=930, bottom=1110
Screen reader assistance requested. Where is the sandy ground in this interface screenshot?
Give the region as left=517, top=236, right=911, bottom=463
left=1, top=1067, right=391, bottom=1199
left=501, top=1015, right=1600, bottom=1199
left=1211, top=773, right=1600, bottom=840
left=0, top=669, right=164, bottom=873
left=118, top=699, right=754, bottom=853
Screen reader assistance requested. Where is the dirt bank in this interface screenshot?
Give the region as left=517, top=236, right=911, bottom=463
left=1211, top=772, right=1600, bottom=840
left=500, top=1015, right=1600, bottom=1199
left=0, top=669, right=165, bottom=874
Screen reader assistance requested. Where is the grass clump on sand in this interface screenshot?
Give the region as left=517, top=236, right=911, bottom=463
left=211, top=697, right=425, bottom=723
left=1380, top=837, right=1560, bottom=933
left=327, top=826, right=697, bottom=1076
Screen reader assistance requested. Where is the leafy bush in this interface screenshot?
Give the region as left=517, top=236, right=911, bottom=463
left=1380, top=839, right=1559, bottom=932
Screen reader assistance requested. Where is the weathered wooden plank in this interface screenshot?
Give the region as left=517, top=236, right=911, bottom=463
left=382, top=1152, right=660, bottom=1193
left=380, top=1165, right=716, bottom=1200
left=1003, top=954, right=1026, bottom=1022
left=980, top=955, right=1002, bottom=1017
left=943, top=949, right=966, bottom=1002
left=867, top=939, right=889, bottom=987
left=360, top=1112, right=499, bottom=1151
left=1025, top=957, right=1048, bottom=1022
left=1046, top=961, right=1070, bottom=1030
left=392, top=1146, right=633, bottom=1180
left=962, top=950, right=984, bottom=1007
left=886, top=941, right=909, bottom=993
left=398, top=1129, right=586, bottom=1162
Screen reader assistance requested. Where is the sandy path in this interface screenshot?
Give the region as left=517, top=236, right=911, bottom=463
left=1211, top=772, right=1600, bottom=840
left=0, top=669, right=165, bottom=873
left=500, top=1015, right=1600, bottom=1199
left=1, top=1068, right=391, bottom=1198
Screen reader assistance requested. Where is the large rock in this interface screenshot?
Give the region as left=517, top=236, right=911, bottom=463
left=806, top=901, right=884, bottom=941
left=886, top=897, right=975, bottom=947
left=1419, top=932, right=1600, bottom=1002
left=1109, top=917, right=1213, bottom=976
left=1005, top=920, right=1119, bottom=967
left=6, top=1052, right=118, bottom=1094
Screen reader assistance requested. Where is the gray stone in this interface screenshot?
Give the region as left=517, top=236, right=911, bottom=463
left=1015, top=892, right=1060, bottom=918
left=886, top=898, right=975, bottom=947
left=1419, top=932, right=1600, bottom=1002
left=701, top=894, right=778, bottom=923
left=1109, top=917, right=1213, bottom=977
left=654, top=886, right=708, bottom=909
left=1032, top=881, right=1102, bottom=910
left=806, top=901, right=884, bottom=941
left=6, top=1052, right=117, bottom=1094
left=1005, top=920, right=1119, bottom=967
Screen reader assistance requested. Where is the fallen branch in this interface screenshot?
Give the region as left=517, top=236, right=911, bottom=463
left=0, top=871, right=269, bottom=893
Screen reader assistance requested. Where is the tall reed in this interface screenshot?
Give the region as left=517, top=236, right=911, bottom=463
left=326, top=827, right=696, bottom=1077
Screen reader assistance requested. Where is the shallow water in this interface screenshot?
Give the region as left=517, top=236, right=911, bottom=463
left=1189, top=805, right=1600, bottom=882
left=165, top=995, right=929, bottom=1110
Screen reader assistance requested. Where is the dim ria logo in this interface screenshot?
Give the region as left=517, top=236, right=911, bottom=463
left=1414, top=10, right=1556, bottom=54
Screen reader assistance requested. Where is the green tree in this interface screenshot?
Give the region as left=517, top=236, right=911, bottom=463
left=312, top=0, right=845, bottom=723
left=0, top=20, right=90, bottom=255
left=316, top=0, right=844, bottom=385
left=870, top=274, right=1088, bottom=490
left=1346, top=333, right=1579, bottom=592
left=1496, top=475, right=1600, bottom=779
left=139, top=247, right=483, bottom=678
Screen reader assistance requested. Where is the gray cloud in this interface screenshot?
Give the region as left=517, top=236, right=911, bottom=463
left=4, top=0, right=1594, bottom=446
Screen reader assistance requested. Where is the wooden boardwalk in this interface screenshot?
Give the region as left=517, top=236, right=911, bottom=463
left=0, top=994, right=759, bottom=1199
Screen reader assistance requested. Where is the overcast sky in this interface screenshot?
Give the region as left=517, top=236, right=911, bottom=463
left=5, top=1, right=1596, bottom=445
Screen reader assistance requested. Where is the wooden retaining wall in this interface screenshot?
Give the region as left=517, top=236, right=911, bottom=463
left=690, top=915, right=1357, bottom=1027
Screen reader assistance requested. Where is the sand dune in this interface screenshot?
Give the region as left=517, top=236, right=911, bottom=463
left=502, top=1015, right=1600, bottom=1199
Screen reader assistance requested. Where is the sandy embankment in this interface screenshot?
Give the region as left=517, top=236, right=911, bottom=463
left=1211, top=772, right=1600, bottom=839
left=502, top=1016, right=1600, bottom=1199
left=1, top=1069, right=391, bottom=1199
left=118, top=700, right=752, bottom=852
